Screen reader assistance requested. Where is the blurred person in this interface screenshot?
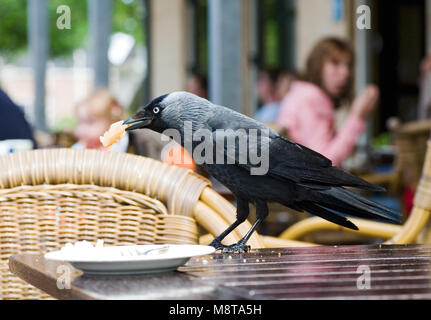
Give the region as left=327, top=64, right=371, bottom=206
left=54, top=130, right=77, bottom=148
left=73, top=89, right=195, bottom=170
left=73, top=89, right=127, bottom=151
left=0, top=88, right=36, bottom=148
left=186, top=73, right=208, bottom=99
left=276, top=37, right=379, bottom=167
left=275, top=70, right=294, bottom=101
left=33, top=130, right=55, bottom=148
left=418, top=54, right=431, bottom=120
left=254, top=68, right=282, bottom=123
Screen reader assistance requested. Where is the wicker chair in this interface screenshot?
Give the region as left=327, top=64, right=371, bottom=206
left=278, top=140, right=431, bottom=245
left=361, top=119, right=431, bottom=195
left=0, top=148, right=308, bottom=300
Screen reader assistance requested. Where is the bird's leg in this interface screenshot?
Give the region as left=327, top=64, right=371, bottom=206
left=209, top=197, right=249, bottom=251
left=233, top=218, right=264, bottom=250
left=220, top=201, right=268, bottom=253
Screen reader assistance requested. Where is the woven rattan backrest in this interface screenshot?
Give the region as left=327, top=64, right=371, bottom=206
left=392, top=121, right=431, bottom=187
left=0, top=149, right=210, bottom=299
left=388, top=140, right=431, bottom=244
left=0, top=149, right=210, bottom=216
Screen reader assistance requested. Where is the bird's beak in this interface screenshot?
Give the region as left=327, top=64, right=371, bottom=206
left=123, top=117, right=152, bottom=131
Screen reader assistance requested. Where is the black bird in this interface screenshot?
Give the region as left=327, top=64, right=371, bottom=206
left=124, top=92, right=400, bottom=253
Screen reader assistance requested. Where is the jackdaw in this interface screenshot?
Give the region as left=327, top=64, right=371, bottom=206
left=124, top=92, right=400, bottom=252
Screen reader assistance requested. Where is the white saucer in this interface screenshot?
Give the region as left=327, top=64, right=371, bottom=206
left=44, top=244, right=215, bottom=275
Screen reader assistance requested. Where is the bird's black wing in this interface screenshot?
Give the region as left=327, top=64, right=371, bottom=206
left=266, top=136, right=383, bottom=191
left=209, top=118, right=382, bottom=191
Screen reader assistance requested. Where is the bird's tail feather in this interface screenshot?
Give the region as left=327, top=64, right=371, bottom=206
left=298, top=202, right=359, bottom=230
left=289, top=167, right=386, bottom=192
left=294, top=187, right=401, bottom=230
left=327, top=166, right=386, bottom=192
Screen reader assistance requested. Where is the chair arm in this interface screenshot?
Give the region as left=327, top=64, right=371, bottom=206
left=359, top=172, right=398, bottom=185
left=386, top=207, right=430, bottom=244
left=279, top=217, right=402, bottom=242
left=260, top=236, right=318, bottom=248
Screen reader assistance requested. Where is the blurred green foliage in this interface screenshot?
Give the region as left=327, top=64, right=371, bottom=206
left=372, top=132, right=392, bottom=148
left=50, top=0, right=88, bottom=58
left=264, top=19, right=279, bottom=69
left=195, top=0, right=208, bottom=77
left=262, top=0, right=279, bottom=69
left=52, top=116, right=78, bottom=133
left=0, top=0, right=28, bottom=58
left=112, top=0, right=145, bottom=45
left=0, top=0, right=145, bottom=60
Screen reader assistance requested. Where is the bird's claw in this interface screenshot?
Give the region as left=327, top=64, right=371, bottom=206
left=210, top=240, right=250, bottom=253
left=222, top=243, right=251, bottom=253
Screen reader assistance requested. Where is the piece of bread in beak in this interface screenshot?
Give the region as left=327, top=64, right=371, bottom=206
left=100, top=121, right=130, bottom=147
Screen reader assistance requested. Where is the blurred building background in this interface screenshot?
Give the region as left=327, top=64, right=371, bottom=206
left=0, top=0, right=428, bottom=138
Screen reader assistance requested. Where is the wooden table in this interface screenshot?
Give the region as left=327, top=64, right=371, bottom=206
left=9, top=244, right=431, bottom=300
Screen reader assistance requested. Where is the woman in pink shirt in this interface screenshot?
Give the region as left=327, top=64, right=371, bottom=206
left=277, top=37, right=379, bottom=167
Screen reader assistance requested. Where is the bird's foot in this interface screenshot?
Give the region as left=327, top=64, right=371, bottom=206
left=222, top=243, right=251, bottom=253
left=209, top=239, right=250, bottom=253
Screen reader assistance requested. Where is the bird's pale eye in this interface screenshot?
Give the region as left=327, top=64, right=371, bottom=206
left=153, top=107, right=160, bottom=114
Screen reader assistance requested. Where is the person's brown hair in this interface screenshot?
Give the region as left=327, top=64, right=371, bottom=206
left=303, top=37, right=355, bottom=106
